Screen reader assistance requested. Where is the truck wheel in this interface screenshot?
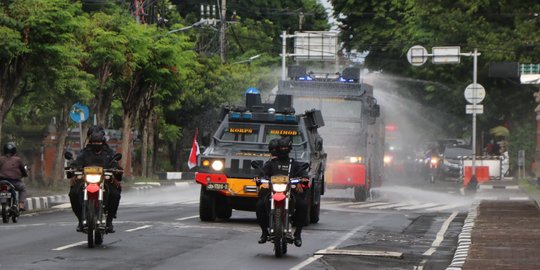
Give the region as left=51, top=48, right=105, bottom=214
left=199, top=186, right=216, bottom=221
left=216, top=195, right=232, bottom=220
left=310, top=201, right=320, bottom=224
left=354, top=186, right=367, bottom=202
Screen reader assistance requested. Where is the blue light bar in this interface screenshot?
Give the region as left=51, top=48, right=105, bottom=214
left=286, top=115, right=296, bottom=122
left=230, top=112, right=241, bottom=119
left=298, top=76, right=314, bottom=81
left=275, top=114, right=285, bottom=121
left=242, top=113, right=252, bottom=119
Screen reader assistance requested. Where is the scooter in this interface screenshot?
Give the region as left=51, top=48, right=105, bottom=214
left=0, top=180, right=20, bottom=223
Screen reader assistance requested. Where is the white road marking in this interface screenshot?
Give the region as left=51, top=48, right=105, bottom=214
left=349, top=202, right=389, bottom=208
left=396, top=202, right=440, bottom=210
left=423, top=211, right=458, bottom=256
left=175, top=215, right=199, bottom=221
left=370, top=202, right=412, bottom=210
left=52, top=241, right=87, bottom=251
left=126, top=225, right=153, bottom=232
left=290, top=223, right=368, bottom=270
left=52, top=203, right=71, bottom=209
left=424, top=204, right=460, bottom=212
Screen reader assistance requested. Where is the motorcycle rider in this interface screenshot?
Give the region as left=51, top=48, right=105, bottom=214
left=0, top=142, right=28, bottom=211
left=255, top=137, right=309, bottom=247
left=68, top=125, right=122, bottom=233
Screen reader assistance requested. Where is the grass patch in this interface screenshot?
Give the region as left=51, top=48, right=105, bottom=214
left=518, top=178, right=540, bottom=202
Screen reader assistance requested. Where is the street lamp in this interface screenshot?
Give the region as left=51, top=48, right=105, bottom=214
left=407, top=45, right=483, bottom=190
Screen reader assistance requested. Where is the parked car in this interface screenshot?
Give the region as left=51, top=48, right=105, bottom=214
left=440, top=146, right=473, bottom=180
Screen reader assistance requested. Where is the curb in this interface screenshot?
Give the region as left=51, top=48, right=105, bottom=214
left=25, top=194, right=69, bottom=211
left=446, top=201, right=480, bottom=270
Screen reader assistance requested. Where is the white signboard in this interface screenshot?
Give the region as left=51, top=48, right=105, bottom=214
left=464, top=83, right=486, bottom=103
left=406, top=45, right=428, bottom=66
left=432, top=46, right=460, bottom=64
left=466, top=104, right=484, bottom=114
left=294, top=31, right=338, bottom=61
left=520, top=74, right=540, bottom=84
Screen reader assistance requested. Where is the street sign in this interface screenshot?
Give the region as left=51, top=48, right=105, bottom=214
left=432, top=46, right=460, bottom=64
left=294, top=31, right=337, bottom=61
left=466, top=104, right=483, bottom=114
left=406, top=45, right=428, bottom=66
left=69, top=102, right=89, bottom=123
left=518, top=150, right=525, bottom=166
left=464, top=83, right=486, bottom=103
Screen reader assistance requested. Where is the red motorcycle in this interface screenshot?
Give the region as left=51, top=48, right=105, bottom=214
left=64, top=152, right=122, bottom=248
left=252, top=161, right=309, bottom=257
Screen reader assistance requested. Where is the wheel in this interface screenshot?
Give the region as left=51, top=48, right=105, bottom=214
left=310, top=201, right=320, bottom=224
left=95, top=229, right=103, bottom=245
left=273, top=208, right=284, bottom=258
left=354, top=186, right=367, bottom=202
left=2, top=203, right=8, bottom=223
left=199, top=186, right=216, bottom=221
left=87, top=200, right=96, bottom=248
left=282, top=238, right=288, bottom=254
left=216, top=195, right=232, bottom=220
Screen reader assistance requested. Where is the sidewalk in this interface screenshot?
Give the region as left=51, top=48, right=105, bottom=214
left=448, top=178, right=540, bottom=270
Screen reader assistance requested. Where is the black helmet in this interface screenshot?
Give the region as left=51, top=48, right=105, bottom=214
left=88, top=125, right=106, bottom=143
left=276, top=137, right=292, bottom=159
left=268, top=138, right=280, bottom=156
left=3, top=142, right=16, bottom=155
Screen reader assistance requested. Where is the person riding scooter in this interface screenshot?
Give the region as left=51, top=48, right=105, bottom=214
left=0, top=142, right=28, bottom=211
left=255, top=137, right=309, bottom=247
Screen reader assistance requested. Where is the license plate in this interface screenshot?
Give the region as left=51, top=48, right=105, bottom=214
left=207, top=183, right=228, bottom=191
left=271, top=175, right=289, bottom=184
left=0, top=192, right=11, bottom=198
left=84, top=166, right=103, bottom=174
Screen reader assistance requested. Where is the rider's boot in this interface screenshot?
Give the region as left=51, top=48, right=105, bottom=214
left=76, top=217, right=83, bottom=232
left=294, top=226, right=302, bottom=247
left=258, top=225, right=269, bottom=244
left=106, top=215, right=115, bottom=233
left=18, top=202, right=25, bottom=212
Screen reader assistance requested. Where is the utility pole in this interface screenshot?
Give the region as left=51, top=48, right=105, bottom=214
left=219, top=0, right=227, bottom=63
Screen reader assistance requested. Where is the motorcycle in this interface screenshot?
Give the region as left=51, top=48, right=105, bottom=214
left=0, top=180, right=20, bottom=223
left=251, top=161, right=309, bottom=258
left=425, top=155, right=440, bottom=183
left=64, top=151, right=122, bottom=248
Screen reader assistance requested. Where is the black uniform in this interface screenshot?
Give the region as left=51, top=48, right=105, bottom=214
left=256, top=157, right=309, bottom=245
left=68, top=144, right=121, bottom=231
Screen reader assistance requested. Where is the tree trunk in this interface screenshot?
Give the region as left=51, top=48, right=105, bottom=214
left=51, top=105, right=70, bottom=188
left=120, top=112, right=132, bottom=176
left=141, top=115, right=149, bottom=177
left=148, top=110, right=156, bottom=178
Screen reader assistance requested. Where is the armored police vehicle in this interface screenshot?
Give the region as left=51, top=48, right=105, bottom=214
left=278, top=65, right=384, bottom=201
left=195, top=93, right=326, bottom=223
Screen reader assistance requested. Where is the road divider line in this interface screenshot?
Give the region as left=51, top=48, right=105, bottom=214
left=423, top=211, right=458, bottom=256
left=126, top=225, right=153, bottom=232
left=176, top=215, right=199, bottom=221
left=52, top=241, right=87, bottom=251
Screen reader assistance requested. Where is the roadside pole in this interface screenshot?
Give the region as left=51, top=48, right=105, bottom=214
left=407, top=46, right=483, bottom=190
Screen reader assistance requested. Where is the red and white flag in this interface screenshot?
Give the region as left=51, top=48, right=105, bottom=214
left=188, top=128, right=200, bottom=169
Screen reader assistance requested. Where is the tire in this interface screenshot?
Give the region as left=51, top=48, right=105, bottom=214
left=95, top=229, right=103, bottom=245
left=310, top=201, right=320, bottom=224
left=216, top=195, right=232, bottom=220
left=354, top=186, right=367, bottom=202
left=2, top=203, right=8, bottom=223
left=199, top=186, right=216, bottom=222
left=87, top=200, right=96, bottom=248
left=273, top=208, right=284, bottom=258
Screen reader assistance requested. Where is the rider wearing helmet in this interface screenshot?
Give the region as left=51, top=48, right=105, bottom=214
left=0, top=142, right=28, bottom=211
left=68, top=125, right=122, bottom=232
left=255, top=137, right=309, bottom=247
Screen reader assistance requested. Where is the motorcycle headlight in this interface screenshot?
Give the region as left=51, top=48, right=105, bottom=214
left=211, top=160, right=224, bottom=171
left=430, top=157, right=439, bottom=165
left=272, top=183, right=287, bottom=192
left=85, top=174, right=101, bottom=184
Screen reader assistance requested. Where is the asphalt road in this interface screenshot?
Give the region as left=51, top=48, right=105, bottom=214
left=0, top=174, right=471, bottom=270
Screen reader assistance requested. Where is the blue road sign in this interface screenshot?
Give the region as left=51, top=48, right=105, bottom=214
left=69, top=102, right=89, bottom=123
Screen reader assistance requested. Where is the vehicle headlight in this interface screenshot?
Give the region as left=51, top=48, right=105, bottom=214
left=211, top=160, right=224, bottom=171
left=430, top=157, right=439, bottom=165
left=348, top=156, right=363, bottom=163
left=384, top=155, right=392, bottom=164
left=85, top=174, right=101, bottom=184
left=272, top=183, right=287, bottom=192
